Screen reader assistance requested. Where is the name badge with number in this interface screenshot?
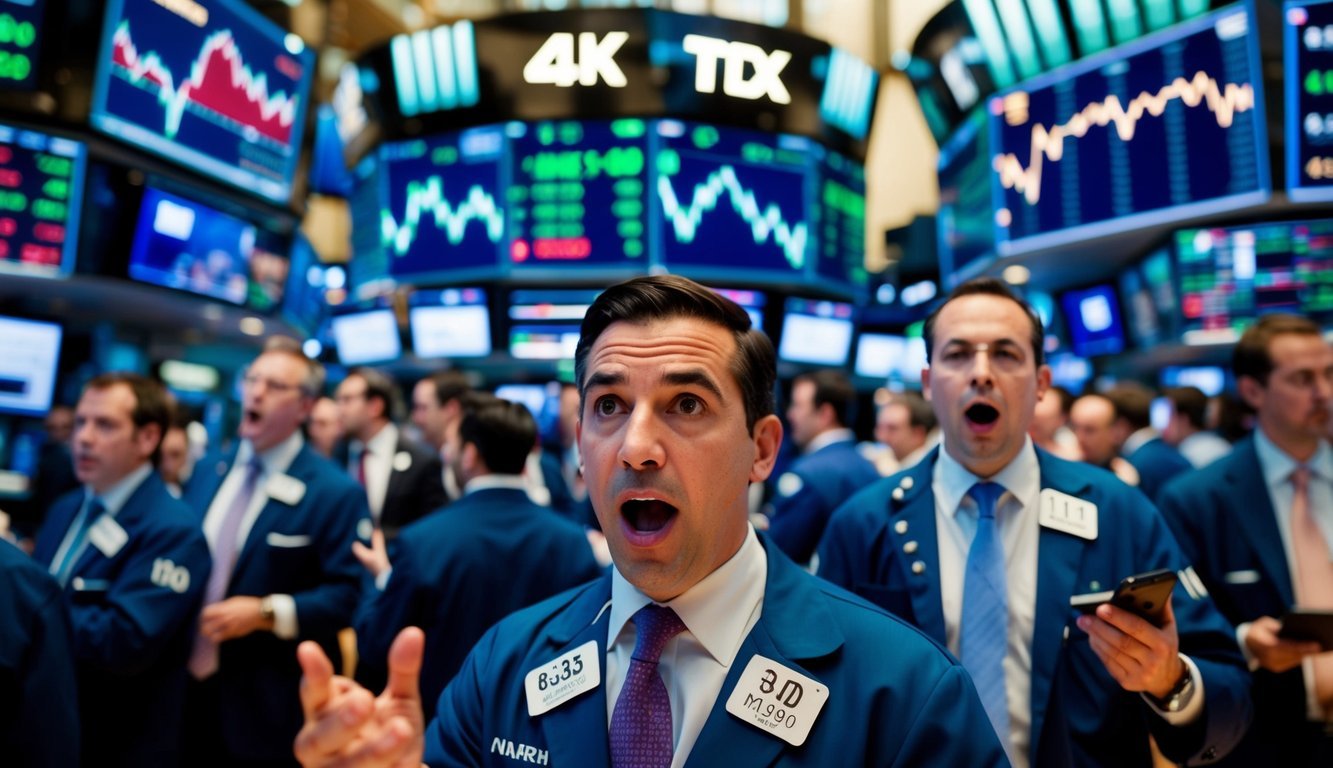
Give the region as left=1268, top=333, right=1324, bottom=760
left=724, top=655, right=829, bottom=747
left=525, top=640, right=600, bottom=717
left=87, top=514, right=129, bottom=558
left=266, top=473, right=307, bottom=506
left=1038, top=488, right=1098, bottom=541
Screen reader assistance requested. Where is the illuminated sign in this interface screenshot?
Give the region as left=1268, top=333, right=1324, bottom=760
left=522, top=31, right=628, bottom=88
left=682, top=34, right=791, bottom=104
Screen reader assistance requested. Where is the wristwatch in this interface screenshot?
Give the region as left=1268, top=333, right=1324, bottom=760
left=260, top=595, right=276, bottom=624
left=1151, top=654, right=1195, bottom=713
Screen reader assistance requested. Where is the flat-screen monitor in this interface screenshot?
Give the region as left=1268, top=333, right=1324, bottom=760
left=656, top=120, right=812, bottom=286
left=0, top=0, right=46, bottom=91
left=89, top=0, right=315, bottom=204
left=1286, top=0, right=1333, bottom=201
left=1176, top=219, right=1333, bottom=343
left=710, top=287, right=767, bottom=333
left=1162, top=365, right=1228, bottom=396
left=813, top=145, right=869, bottom=294
left=854, top=333, right=927, bottom=385
left=0, top=315, right=61, bottom=417
left=989, top=4, right=1269, bottom=254
left=1118, top=247, right=1179, bottom=348
left=777, top=297, right=855, bottom=366
left=1047, top=352, right=1093, bottom=393
left=0, top=123, right=86, bottom=277
left=507, top=119, right=650, bottom=276
left=1061, top=284, right=1126, bottom=357
left=129, top=186, right=261, bottom=305
left=409, top=287, right=491, bottom=359
left=379, top=125, right=506, bottom=283
left=937, top=112, right=994, bottom=285
left=508, top=288, right=600, bottom=361
left=331, top=306, right=401, bottom=365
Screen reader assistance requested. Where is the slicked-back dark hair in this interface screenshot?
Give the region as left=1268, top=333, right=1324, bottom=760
left=794, top=369, right=857, bottom=428
left=458, top=392, right=537, bottom=475
left=423, top=370, right=471, bottom=407
left=1164, top=386, right=1208, bottom=430
left=574, top=275, right=776, bottom=431
left=348, top=367, right=400, bottom=422
left=83, top=372, right=173, bottom=463
left=1233, top=313, right=1322, bottom=385
left=923, top=277, right=1046, bottom=368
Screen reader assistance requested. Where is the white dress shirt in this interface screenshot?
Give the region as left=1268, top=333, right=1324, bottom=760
left=350, top=422, right=398, bottom=523
left=934, top=437, right=1202, bottom=767
left=203, top=431, right=304, bottom=638
left=1247, top=430, right=1333, bottom=721
left=605, top=525, right=766, bottom=768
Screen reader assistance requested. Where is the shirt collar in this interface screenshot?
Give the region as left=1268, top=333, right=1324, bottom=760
left=1254, top=428, right=1333, bottom=485
left=804, top=428, right=856, bottom=455
left=85, top=462, right=153, bottom=516
left=239, top=430, right=305, bottom=476
left=935, top=435, right=1040, bottom=518
left=609, top=524, right=766, bottom=667
left=1122, top=427, right=1157, bottom=457
left=463, top=474, right=529, bottom=495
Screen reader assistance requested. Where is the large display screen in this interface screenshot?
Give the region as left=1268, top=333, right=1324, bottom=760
left=814, top=146, right=868, bottom=294
left=989, top=5, right=1269, bottom=254
left=777, top=297, right=854, bottom=366
left=0, top=123, right=86, bottom=277
left=89, top=0, right=314, bottom=204
left=1118, top=247, right=1178, bottom=348
left=508, top=288, right=599, bottom=360
left=508, top=120, right=649, bottom=275
left=854, top=332, right=927, bottom=385
left=0, top=315, right=60, bottom=417
left=1175, top=219, right=1333, bottom=343
left=409, top=286, right=491, bottom=359
left=1061, top=284, right=1126, bottom=357
left=656, top=120, right=811, bottom=285
left=937, top=112, right=994, bottom=286
left=129, top=186, right=255, bottom=305
left=1286, top=0, right=1333, bottom=201
left=331, top=305, right=401, bottom=365
left=379, top=125, right=506, bottom=283
left=0, top=0, right=44, bottom=91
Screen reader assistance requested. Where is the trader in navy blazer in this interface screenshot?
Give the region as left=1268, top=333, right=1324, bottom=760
left=293, top=274, right=1007, bottom=767
left=352, top=392, right=602, bottom=716
left=1, top=537, right=79, bottom=766
left=766, top=369, right=878, bottom=565
left=33, top=373, right=210, bottom=766
left=183, top=337, right=372, bottom=766
left=1158, top=313, right=1333, bottom=766
left=1105, top=384, right=1193, bottom=504
left=819, top=278, right=1252, bottom=767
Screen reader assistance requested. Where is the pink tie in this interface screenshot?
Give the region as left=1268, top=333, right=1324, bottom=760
left=1289, top=466, right=1333, bottom=712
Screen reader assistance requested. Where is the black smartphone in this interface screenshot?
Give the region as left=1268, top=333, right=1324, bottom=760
left=1070, top=569, right=1178, bottom=626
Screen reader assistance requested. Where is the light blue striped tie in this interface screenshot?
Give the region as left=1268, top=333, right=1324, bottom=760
left=961, top=481, right=1010, bottom=750
left=53, top=497, right=105, bottom=587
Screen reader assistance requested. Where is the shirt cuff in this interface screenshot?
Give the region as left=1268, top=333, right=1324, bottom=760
left=1235, top=622, right=1260, bottom=671
left=375, top=566, right=393, bottom=592
left=1143, top=654, right=1205, bottom=725
left=270, top=594, right=298, bottom=640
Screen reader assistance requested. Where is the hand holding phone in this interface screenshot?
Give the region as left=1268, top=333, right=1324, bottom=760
left=1070, top=569, right=1178, bottom=627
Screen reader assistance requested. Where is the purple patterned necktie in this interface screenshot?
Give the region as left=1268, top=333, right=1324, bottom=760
left=610, top=604, right=687, bottom=768
left=188, top=455, right=263, bottom=679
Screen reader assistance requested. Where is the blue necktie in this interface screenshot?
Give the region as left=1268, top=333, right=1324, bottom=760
left=609, top=604, right=686, bottom=768
left=960, top=481, right=1010, bottom=749
left=53, top=497, right=105, bottom=587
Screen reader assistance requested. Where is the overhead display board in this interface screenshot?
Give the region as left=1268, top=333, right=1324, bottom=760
left=0, top=122, right=85, bottom=278
left=1286, top=0, right=1333, bottom=201
left=988, top=4, right=1268, bottom=255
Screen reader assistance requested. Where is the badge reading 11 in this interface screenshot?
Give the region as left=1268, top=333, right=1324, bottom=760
left=724, top=655, right=829, bottom=746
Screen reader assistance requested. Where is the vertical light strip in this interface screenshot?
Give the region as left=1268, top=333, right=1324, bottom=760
left=1142, top=0, right=1177, bottom=31
left=1024, top=0, right=1072, bottom=67
left=411, top=30, right=438, bottom=114
left=431, top=26, right=458, bottom=110
left=454, top=20, right=479, bottom=107
left=1106, top=0, right=1144, bottom=45
left=961, top=0, right=1017, bottom=87
left=1068, top=0, right=1110, bottom=55
left=993, top=0, right=1044, bottom=78
left=390, top=35, right=419, bottom=117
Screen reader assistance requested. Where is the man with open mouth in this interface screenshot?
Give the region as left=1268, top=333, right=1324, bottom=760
left=820, top=277, right=1253, bottom=767
left=294, top=274, right=1007, bottom=767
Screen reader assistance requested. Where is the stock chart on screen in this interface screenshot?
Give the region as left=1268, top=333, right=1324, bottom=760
left=89, top=0, right=313, bottom=204
left=989, top=4, right=1268, bottom=254
left=379, top=125, right=506, bottom=283
left=1286, top=0, right=1333, bottom=201
left=655, top=120, right=811, bottom=284
left=0, top=123, right=85, bottom=277
left=0, top=0, right=44, bottom=90
left=508, top=119, right=649, bottom=274
left=814, top=146, right=867, bottom=294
